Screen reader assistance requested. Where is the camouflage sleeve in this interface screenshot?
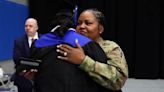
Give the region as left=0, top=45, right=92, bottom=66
left=79, top=41, right=128, bottom=90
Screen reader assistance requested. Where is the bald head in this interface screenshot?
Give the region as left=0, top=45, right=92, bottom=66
left=25, top=18, right=38, bottom=37
left=26, top=18, right=38, bottom=26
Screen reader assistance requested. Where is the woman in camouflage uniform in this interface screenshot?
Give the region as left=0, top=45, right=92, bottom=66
left=57, top=8, right=128, bottom=92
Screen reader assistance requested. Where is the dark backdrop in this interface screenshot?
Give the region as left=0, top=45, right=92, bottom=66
left=29, top=0, right=164, bottom=79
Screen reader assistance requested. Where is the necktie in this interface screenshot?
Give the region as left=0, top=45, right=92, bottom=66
left=31, top=38, right=35, bottom=47
left=30, top=38, right=37, bottom=57
left=31, top=38, right=35, bottom=42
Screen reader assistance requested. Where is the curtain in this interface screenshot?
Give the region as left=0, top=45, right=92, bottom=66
left=29, top=0, right=164, bottom=79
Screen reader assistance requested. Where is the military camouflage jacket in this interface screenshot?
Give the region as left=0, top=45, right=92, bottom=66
left=79, top=37, right=128, bottom=90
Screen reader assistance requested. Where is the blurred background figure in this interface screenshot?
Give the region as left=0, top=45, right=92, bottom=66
left=11, top=18, right=41, bottom=92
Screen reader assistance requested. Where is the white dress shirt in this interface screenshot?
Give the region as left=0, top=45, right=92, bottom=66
left=28, top=32, right=39, bottom=47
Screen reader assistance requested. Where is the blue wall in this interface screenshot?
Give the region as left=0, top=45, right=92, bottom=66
left=0, top=0, right=28, bottom=61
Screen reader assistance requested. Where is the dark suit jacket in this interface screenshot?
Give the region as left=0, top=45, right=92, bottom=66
left=12, top=33, right=41, bottom=89
left=13, top=34, right=30, bottom=67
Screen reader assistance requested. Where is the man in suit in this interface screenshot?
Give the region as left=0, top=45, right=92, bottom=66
left=12, top=18, right=41, bottom=92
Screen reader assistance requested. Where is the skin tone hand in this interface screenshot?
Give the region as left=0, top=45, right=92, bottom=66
left=19, top=69, right=38, bottom=80
left=56, top=39, right=86, bottom=65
